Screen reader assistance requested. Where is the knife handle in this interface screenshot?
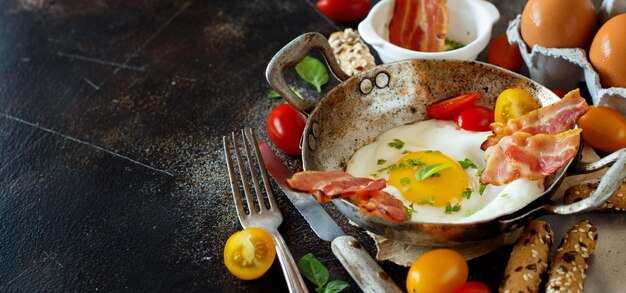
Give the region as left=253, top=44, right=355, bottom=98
left=331, top=235, right=403, bottom=293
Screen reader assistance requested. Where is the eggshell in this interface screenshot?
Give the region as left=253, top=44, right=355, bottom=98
left=589, top=14, right=626, bottom=88
left=521, top=0, right=597, bottom=49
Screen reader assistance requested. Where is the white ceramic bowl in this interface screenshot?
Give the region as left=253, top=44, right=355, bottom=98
left=358, top=0, right=500, bottom=63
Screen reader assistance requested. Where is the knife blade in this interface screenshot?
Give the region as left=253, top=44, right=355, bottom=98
left=258, top=142, right=402, bottom=293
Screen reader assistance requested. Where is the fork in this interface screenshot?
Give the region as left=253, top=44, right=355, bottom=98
left=223, top=128, right=309, bottom=293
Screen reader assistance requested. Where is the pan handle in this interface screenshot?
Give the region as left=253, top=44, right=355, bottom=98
left=547, top=148, right=626, bottom=215
left=266, top=32, right=350, bottom=114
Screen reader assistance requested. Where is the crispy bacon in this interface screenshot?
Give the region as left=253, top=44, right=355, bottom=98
left=481, top=89, right=588, bottom=150
left=388, top=0, right=448, bottom=52
left=286, top=171, right=408, bottom=222
left=480, top=129, right=581, bottom=185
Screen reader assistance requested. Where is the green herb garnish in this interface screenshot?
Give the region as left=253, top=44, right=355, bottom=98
left=268, top=87, right=303, bottom=99
left=399, top=177, right=411, bottom=186
left=402, top=150, right=411, bottom=154
left=415, top=163, right=451, bottom=181
left=388, top=139, right=405, bottom=149
left=445, top=202, right=462, bottom=214
left=377, top=159, right=386, bottom=165
left=424, top=150, right=441, bottom=154
left=295, top=56, right=329, bottom=93
left=418, top=195, right=436, bottom=206
left=458, top=158, right=477, bottom=170
left=445, top=38, right=465, bottom=51
left=407, top=203, right=417, bottom=219
left=475, top=169, right=483, bottom=177
left=338, top=158, right=346, bottom=169
left=479, top=184, right=486, bottom=196
left=462, top=188, right=472, bottom=199
left=500, top=193, right=509, bottom=198
left=297, top=253, right=349, bottom=293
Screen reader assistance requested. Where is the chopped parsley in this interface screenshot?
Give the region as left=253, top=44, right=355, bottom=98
left=377, top=159, right=386, bottom=165
left=445, top=202, right=462, bottom=214
left=415, top=163, right=451, bottom=181
left=402, top=150, right=411, bottom=154
left=445, top=38, right=465, bottom=51
left=388, top=139, right=405, bottom=149
left=407, top=203, right=417, bottom=219
left=479, top=184, right=486, bottom=196
left=475, top=169, right=483, bottom=177
left=399, top=177, right=411, bottom=186
left=338, top=158, right=346, bottom=168
left=462, top=188, right=472, bottom=199
left=500, top=193, right=509, bottom=198
left=458, top=158, right=477, bottom=170
left=376, top=159, right=425, bottom=175
left=418, top=195, right=436, bottom=206
left=424, top=150, right=441, bottom=154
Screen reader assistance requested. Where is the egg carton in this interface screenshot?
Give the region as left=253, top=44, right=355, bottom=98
left=506, top=2, right=626, bottom=115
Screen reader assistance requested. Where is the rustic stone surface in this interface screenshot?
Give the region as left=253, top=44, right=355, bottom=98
left=0, top=0, right=526, bottom=291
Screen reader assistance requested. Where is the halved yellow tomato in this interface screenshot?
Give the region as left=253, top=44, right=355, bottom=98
left=406, top=249, right=468, bottom=293
left=224, top=227, right=276, bottom=280
left=577, top=106, right=626, bottom=153
left=494, top=89, right=540, bottom=123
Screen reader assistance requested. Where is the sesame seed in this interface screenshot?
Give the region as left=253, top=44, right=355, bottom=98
left=523, top=274, right=528, bottom=281
left=587, top=232, right=594, bottom=240
left=618, top=193, right=623, bottom=197
left=578, top=228, right=585, bottom=233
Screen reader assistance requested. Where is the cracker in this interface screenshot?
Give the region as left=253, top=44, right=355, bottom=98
left=499, top=220, right=554, bottom=293
left=545, top=220, right=598, bottom=293
left=563, top=178, right=626, bottom=211
left=328, top=29, right=375, bottom=76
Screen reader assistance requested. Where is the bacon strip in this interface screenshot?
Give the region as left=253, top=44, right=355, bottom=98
left=286, top=171, right=408, bottom=222
left=481, top=89, right=588, bottom=150
left=388, top=0, right=448, bottom=52
left=480, top=129, right=581, bottom=185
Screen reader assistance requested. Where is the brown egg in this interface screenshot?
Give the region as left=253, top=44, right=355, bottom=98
left=521, top=0, right=597, bottom=49
left=589, top=14, right=626, bottom=88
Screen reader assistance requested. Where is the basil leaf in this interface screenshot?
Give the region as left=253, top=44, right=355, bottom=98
left=297, top=253, right=328, bottom=287
left=268, top=87, right=303, bottom=100
left=319, top=280, right=350, bottom=293
left=295, top=56, right=329, bottom=93
left=415, top=164, right=451, bottom=181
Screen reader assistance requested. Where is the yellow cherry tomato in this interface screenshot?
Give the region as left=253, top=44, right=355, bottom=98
left=224, top=227, right=276, bottom=280
left=577, top=106, right=626, bottom=153
left=494, top=88, right=541, bottom=123
left=406, top=249, right=468, bottom=293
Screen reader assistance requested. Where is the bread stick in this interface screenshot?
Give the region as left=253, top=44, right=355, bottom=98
left=563, top=178, right=626, bottom=211
left=545, top=220, right=598, bottom=293
left=499, top=220, right=554, bottom=293
left=328, top=29, right=375, bottom=76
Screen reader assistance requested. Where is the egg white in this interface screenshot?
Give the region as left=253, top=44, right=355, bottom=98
left=345, top=119, right=545, bottom=223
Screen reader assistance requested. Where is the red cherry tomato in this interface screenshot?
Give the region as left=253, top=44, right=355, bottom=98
left=455, top=106, right=495, bottom=131
left=266, top=104, right=307, bottom=155
left=452, top=281, right=491, bottom=293
left=487, top=33, right=524, bottom=72
left=316, top=0, right=370, bottom=22
left=552, top=89, right=565, bottom=98
left=426, top=93, right=479, bottom=120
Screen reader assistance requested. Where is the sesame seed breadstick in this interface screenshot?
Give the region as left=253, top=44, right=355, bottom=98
left=499, top=220, right=554, bottom=293
left=328, top=29, right=375, bottom=76
left=563, top=178, right=626, bottom=211
left=545, top=220, right=598, bottom=293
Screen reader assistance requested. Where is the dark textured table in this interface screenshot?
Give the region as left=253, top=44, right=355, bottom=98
left=1, top=0, right=529, bottom=291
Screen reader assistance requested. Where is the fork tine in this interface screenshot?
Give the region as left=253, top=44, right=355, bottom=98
left=223, top=135, right=246, bottom=225
left=245, top=128, right=278, bottom=211
left=232, top=131, right=257, bottom=214
left=242, top=129, right=268, bottom=212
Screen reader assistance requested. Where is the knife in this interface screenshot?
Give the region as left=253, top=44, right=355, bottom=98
left=259, top=142, right=402, bottom=293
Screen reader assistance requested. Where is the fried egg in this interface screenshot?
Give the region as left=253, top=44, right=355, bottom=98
left=345, top=119, right=545, bottom=223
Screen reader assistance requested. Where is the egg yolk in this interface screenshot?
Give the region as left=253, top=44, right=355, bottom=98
left=388, top=151, right=468, bottom=207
